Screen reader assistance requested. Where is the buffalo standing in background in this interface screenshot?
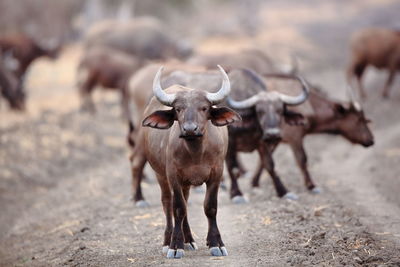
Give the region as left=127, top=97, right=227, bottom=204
left=347, top=27, right=400, bottom=98
left=84, top=17, right=192, bottom=61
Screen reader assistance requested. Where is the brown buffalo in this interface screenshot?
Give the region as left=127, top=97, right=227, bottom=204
left=248, top=85, right=374, bottom=195
left=347, top=27, right=400, bottom=98
left=131, top=66, right=240, bottom=258
left=77, top=46, right=143, bottom=118
left=224, top=70, right=309, bottom=202
left=84, top=17, right=192, bottom=61
left=0, top=33, right=60, bottom=80
left=128, top=67, right=308, bottom=204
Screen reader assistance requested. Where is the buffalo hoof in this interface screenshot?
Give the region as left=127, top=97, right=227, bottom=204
left=184, top=242, right=198, bottom=251
left=167, top=248, right=184, bottom=259
left=310, top=187, right=322, bottom=194
left=210, top=246, right=228, bottom=256
left=193, top=185, right=205, bottom=194
left=162, top=246, right=169, bottom=254
left=135, top=200, right=150, bottom=208
left=232, top=195, right=248, bottom=204
left=283, top=192, right=299, bottom=200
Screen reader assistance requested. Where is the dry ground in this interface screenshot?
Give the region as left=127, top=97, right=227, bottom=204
left=1, top=0, right=400, bottom=266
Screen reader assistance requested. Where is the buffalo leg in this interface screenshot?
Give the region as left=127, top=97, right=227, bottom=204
left=167, top=182, right=186, bottom=258
left=382, top=62, right=397, bottom=98
left=79, top=73, right=96, bottom=113
left=258, top=144, right=289, bottom=197
left=251, top=159, right=264, bottom=187
left=354, top=62, right=367, bottom=99
left=157, top=174, right=173, bottom=252
left=225, top=145, right=244, bottom=199
left=182, top=185, right=197, bottom=250
left=130, top=147, right=147, bottom=205
left=204, top=179, right=227, bottom=256
left=289, top=142, right=316, bottom=190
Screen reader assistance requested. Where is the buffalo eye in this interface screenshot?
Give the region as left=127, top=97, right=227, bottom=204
left=201, top=106, right=208, bottom=112
left=175, top=108, right=181, bottom=113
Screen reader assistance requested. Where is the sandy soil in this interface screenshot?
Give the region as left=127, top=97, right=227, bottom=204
left=1, top=0, right=400, bottom=266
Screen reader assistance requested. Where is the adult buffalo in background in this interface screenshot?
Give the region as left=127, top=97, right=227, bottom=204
left=246, top=85, right=374, bottom=196
left=0, top=33, right=61, bottom=110
left=347, top=27, right=400, bottom=99
left=76, top=46, right=144, bottom=118
left=224, top=70, right=309, bottom=202
left=84, top=17, right=193, bottom=62
left=0, top=33, right=61, bottom=80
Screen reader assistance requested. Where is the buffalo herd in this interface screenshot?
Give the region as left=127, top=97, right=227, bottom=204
left=1, top=16, right=398, bottom=259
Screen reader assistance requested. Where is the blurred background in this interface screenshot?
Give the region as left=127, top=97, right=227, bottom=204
left=1, top=0, right=400, bottom=266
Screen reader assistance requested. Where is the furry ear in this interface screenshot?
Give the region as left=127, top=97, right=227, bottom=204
left=210, top=107, right=242, bottom=126
left=284, top=109, right=305, bottom=125
left=142, top=109, right=176, bottom=129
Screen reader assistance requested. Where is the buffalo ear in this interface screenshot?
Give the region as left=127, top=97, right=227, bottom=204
left=284, top=109, right=305, bottom=125
left=210, top=107, right=242, bottom=126
left=142, top=109, right=176, bottom=129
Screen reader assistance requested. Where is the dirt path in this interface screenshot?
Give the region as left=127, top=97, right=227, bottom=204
left=1, top=0, right=400, bottom=266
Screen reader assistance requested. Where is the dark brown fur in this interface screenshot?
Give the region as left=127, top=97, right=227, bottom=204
left=0, top=33, right=60, bottom=79
left=77, top=46, right=144, bottom=118
left=0, top=62, right=24, bottom=110
left=132, top=83, right=240, bottom=258
left=248, top=88, right=374, bottom=192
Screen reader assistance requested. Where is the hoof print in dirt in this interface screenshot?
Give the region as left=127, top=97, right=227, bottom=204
left=135, top=200, right=150, bottom=208
left=210, top=246, right=228, bottom=256
left=162, top=246, right=169, bottom=254
left=184, top=242, right=198, bottom=251
left=232, top=195, right=248, bottom=204
left=167, top=249, right=184, bottom=259
left=283, top=192, right=299, bottom=201
left=310, top=187, right=323, bottom=194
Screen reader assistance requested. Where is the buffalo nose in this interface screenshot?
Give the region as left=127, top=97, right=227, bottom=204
left=183, top=122, right=198, bottom=134
left=263, top=128, right=281, bottom=141
left=363, top=139, right=374, bottom=147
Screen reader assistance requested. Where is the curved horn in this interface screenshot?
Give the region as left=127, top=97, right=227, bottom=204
left=346, top=84, right=362, bottom=111
left=227, top=94, right=261, bottom=109
left=278, top=75, right=309, bottom=106
left=206, top=65, right=231, bottom=104
left=152, top=66, right=176, bottom=106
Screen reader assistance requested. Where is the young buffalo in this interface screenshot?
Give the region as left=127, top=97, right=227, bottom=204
left=133, top=66, right=240, bottom=258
